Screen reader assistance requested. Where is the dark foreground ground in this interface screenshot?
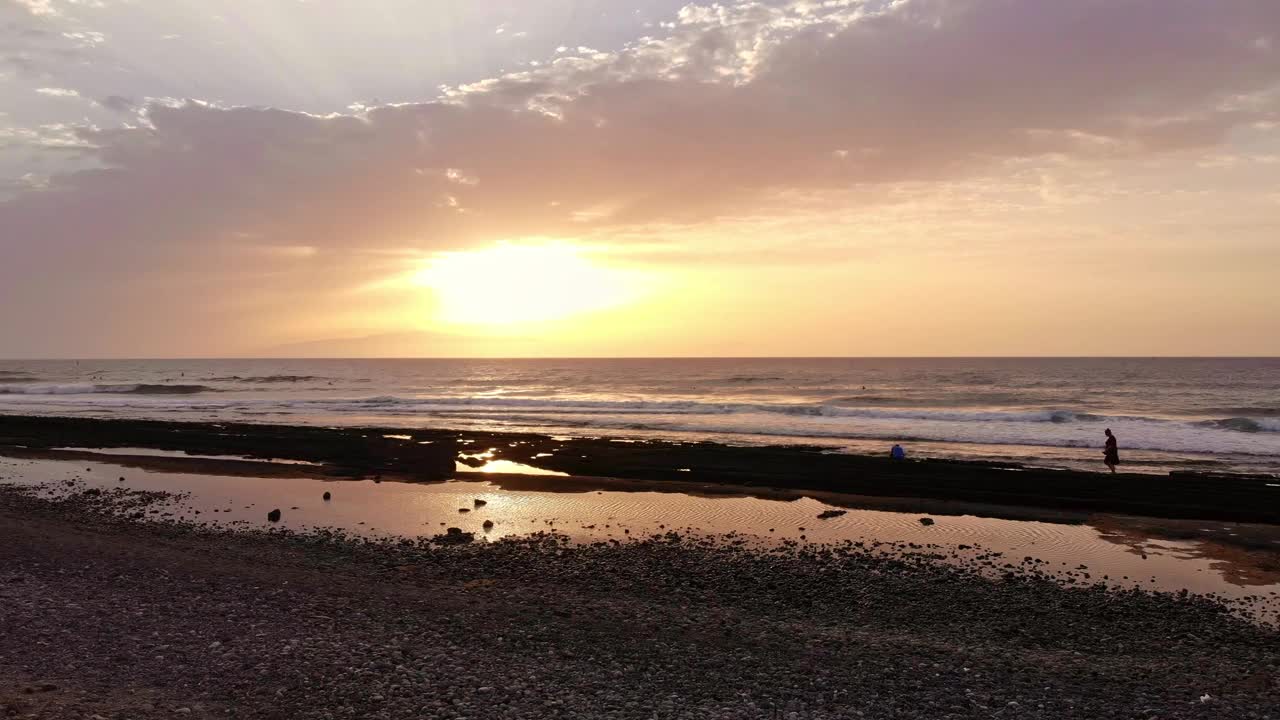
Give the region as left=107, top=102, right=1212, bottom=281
left=1, top=484, right=1277, bottom=720
left=2, top=415, right=1278, bottom=523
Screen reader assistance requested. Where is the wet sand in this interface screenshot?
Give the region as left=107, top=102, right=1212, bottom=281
left=2, top=414, right=1278, bottom=523
left=3, top=452, right=1278, bottom=608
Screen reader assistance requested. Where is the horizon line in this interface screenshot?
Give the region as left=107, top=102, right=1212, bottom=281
left=3, top=355, right=1279, bottom=361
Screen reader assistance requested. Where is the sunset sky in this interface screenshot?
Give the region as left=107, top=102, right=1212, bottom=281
left=2, top=0, right=1278, bottom=358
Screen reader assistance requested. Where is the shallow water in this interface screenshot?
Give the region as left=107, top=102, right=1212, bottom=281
left=2, top=454, right=1278, bottom=611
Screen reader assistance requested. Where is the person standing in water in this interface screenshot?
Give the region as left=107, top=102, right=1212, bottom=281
left=1103, top=429, right=1120, bottom=474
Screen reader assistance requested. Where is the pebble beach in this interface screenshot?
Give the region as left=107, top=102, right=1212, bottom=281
left=2, top=479, right=1277, bottom=720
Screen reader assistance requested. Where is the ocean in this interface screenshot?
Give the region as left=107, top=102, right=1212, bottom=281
left=1, top=358, right=1277, bottom=475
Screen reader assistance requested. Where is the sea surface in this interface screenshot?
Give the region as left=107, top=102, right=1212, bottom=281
left=1, top=358, right=1278, bottom=475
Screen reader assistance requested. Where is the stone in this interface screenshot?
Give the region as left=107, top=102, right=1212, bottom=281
left=438, top=528, right=474, bottom=544
left=323, top=491, right=331, bottom=501
left=918, top=517, right=935, bottom=526
left=267, top=509, right=282, bottom=522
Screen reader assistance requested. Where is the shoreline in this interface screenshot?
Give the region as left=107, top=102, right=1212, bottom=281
left=2, top=481, right=1278, bottom=718
left=2, top=414, right=1278, bottom=524
left=7, top=449, right=1280, bottom=588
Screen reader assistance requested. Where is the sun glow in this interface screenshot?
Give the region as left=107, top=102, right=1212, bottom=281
left=414, top=242, right=640, bottom=326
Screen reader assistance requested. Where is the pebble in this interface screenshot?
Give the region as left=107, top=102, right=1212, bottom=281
left=3, top=478, right=1278, bottom=720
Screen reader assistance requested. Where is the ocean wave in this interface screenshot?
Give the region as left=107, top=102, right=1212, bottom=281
left=1202, top=417, right=1280, bottom=433
left=204, top=375, right=331, bottom=383
left=829, top=392, right=1059, bottom=408
left=284, top=395, right=1114, bottom=425
left=3, top=391, right=1279, bottom=461
left=1202, top=407, right=1280, bottom=418
left=0, top=383, right=213, bottom=395
left=0, top=388, right=1167, bottom=428
left=0, top=371, right=39, bottom=383
left=446, top=413, right=1280, bottom=459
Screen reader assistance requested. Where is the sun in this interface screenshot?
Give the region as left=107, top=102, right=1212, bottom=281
left=413, top=241, right=640, bottom=326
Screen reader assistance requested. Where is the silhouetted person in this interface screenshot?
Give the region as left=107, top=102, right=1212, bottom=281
left=890, top=444, right=906, bottom=461
left=1103, top=429, right=1119, bottom=474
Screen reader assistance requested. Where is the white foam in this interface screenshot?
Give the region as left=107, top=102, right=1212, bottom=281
left=5, top=388, right=1278, bottom=454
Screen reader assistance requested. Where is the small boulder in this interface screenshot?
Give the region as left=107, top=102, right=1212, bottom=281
left=817, top=510, right=847, bottom=520
left=267, top=509, right=282, bottom=522
left=918, top=517, right=935, bottom=526
left=437, top=527, right=474, bottom=544
left=323, top=491, right=331, bottom=501
left=482, top=520, right=494, bottom=530
left=474, top=499, right=487, bottom=507
left=458, top=508, right=471, bottom=513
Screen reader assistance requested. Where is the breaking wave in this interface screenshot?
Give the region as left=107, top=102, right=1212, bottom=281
left=1203, top=417, right=1280, bottom=434
left=0, top=383, right=213, bottom=395
left=299, top=395, right=1106, bottom=424
left=204, top=375, right=330, bottom=384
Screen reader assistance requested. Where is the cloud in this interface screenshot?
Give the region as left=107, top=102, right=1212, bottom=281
left=12, top=0, right=58, bottom=17
left=7, top=1, right=1277, bottom=236
left=1, top=0, right=1279, bottom=352
left=59, top=30, right=104, bottom=46
left=34, top=85, right=77, bottom=96
left=97, top=94, right=134, bottom=113
left=1, top=1, right=92, bottom=78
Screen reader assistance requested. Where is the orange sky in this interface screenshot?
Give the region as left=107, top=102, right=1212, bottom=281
left=2, top=0, right=1278, bottom=357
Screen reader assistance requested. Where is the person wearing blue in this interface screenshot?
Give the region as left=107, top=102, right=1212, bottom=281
left=890, top=444, right=906, bottom=461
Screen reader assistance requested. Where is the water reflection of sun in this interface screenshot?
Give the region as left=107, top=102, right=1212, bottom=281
left=414, top=242, right=639, bottom=325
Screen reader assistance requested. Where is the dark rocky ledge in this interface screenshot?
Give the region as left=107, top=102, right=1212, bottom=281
left=1, top=414, right=1277, bottom=524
